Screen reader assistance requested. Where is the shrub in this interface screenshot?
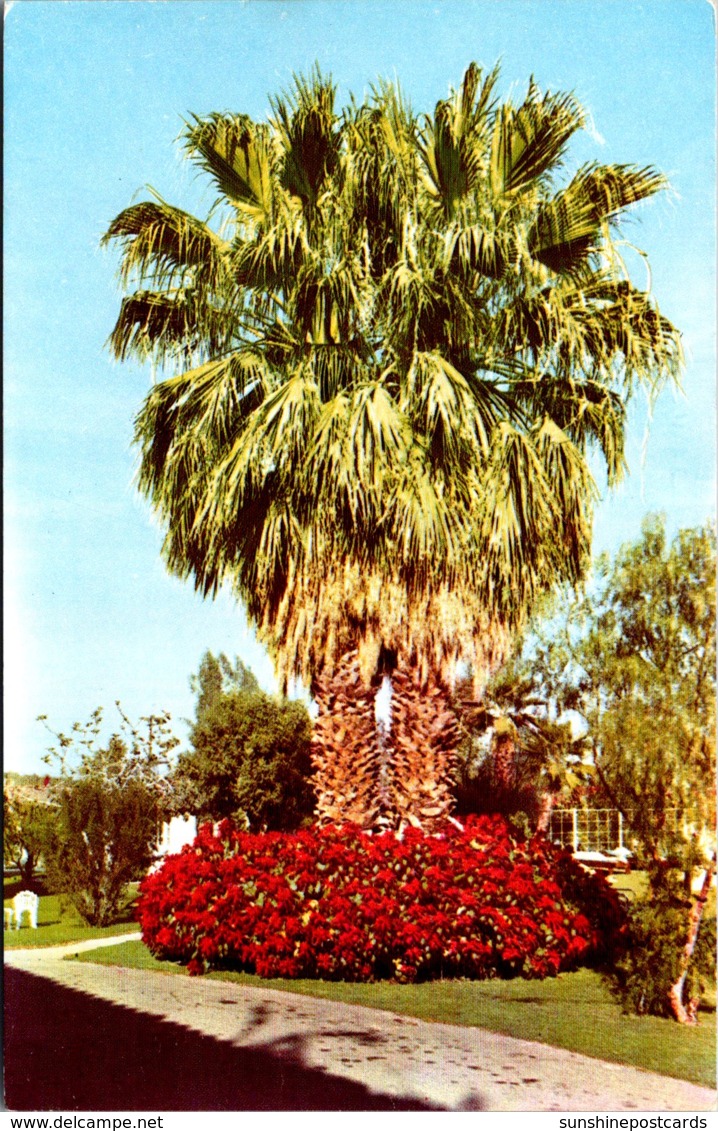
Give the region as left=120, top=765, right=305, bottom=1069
left=45, top=776, right=161, bottom=926
left=172, top=682, right=315, bottom=830
left=608, top=869, right=717, bottom=1017
left=138, top=815, right=625, bottom=981
left=37, top=709, right=178, bottom=927
left=3, top=789, right=56, bottom=888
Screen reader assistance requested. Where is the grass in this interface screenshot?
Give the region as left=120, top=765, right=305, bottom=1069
left=3, top=883, right=139, bottom=949
left=609, top=871, right=717, bottom=916
left=72, top=939, right=716, bottom=1089
left=608, top=870, right=650, bottom=902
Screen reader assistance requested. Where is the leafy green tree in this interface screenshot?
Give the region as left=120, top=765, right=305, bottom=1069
left=45, top=749, right=162, bottom=926
left=3, top=789, right=55, bottom=888
left=173, top=661, right=314, bottom=829
left=531, top=516, right=716, bottom=1021
left=38, top=706, right=180, bottom=925
left=104, top=65, right=680, bottom=829
left=190, top=650, right=260, bottom=725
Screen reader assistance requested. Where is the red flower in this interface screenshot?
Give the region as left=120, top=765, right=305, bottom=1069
left=137, top=815, right=624, bottom=982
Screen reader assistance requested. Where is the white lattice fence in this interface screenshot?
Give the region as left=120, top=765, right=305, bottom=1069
left=548, top=808, right=681, bottom=853
left=548, top=808, right=623, bottom=852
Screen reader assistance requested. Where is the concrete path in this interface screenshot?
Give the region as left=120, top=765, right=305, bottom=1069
left=5, top=937, right=716, bottom=1112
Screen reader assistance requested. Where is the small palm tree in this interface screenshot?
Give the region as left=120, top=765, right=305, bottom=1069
left=104, top=65, right=680, bottom=829
left=455, top=663, right=592, bottom=827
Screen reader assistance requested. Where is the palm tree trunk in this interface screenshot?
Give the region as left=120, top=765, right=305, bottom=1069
left=384, top=664, right=460, bottom=834
left=311, top=650, right=383, bottom=829
left=668, top=853, right=717, bottom=1024
left=492, top=726, right=517, bottom=793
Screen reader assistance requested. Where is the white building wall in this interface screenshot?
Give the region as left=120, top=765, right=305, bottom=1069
left=157, top=814, right=197, bottom=858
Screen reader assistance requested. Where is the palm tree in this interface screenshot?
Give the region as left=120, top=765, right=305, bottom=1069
left=454, top=662, right=592, bottom=828
left=103, top=65, right=681, bottom=830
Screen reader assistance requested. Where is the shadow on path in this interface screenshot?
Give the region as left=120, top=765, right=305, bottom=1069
left=4, top=968, right=441, bottom=1111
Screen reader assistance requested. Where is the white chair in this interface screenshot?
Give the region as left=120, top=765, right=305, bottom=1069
left=13, top=890, right=39, bottom=929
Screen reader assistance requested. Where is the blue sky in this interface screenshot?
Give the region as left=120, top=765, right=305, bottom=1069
left=4, top=0, right=716, bottom=774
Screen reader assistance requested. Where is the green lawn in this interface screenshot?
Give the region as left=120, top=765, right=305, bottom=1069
left=608, top=870, right=650, bottom=902
left=609, top=871, right=717, bottom=917
left=72, top=939, right=716, bottom=1089
left=3, top=886, right=139, bottom=949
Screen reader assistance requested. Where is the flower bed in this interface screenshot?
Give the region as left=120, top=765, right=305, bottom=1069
left=138, top=815, right=625, bottom=981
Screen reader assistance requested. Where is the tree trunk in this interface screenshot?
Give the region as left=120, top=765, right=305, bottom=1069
left=491, top=723, right=517, bottom=792
left=384, top=664, right=460, bottom=834
left=311, top=654, right=461, bottom=834
left=17, top=850, right=37, bottom=889
left=311, top=650, right=383, bottom=830
left=668, top=853, right=717, bottom=1024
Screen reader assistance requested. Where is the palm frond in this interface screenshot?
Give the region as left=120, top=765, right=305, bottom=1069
left=489, top=81, right=584, bottom=200
left=532, top=415, right=596, bottom=578
left=183, top=113, right=274, bottom=223
left=271, top=67, right=341, bottom=212
left=106, top=290, right=233, bottom=365
left=133, top=350, right=273, bottom=543
left=514, top=373, right=627, bottom=485
left=447, top=223, right=506, bottom=279
left=528, top=164, right=668, bottom=273
left=391, top=468, right=459, bottom=584
left=418, top=62, right=499, bottom=220
left=575, top=281, right=682, bottom=392
left=307, top=383, right=409, bottom=530
left=101, top=199, right=230, bottom=290
left=403, top=352, right=500, bottom=471
left=233, top=214, right=305, bottom=292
